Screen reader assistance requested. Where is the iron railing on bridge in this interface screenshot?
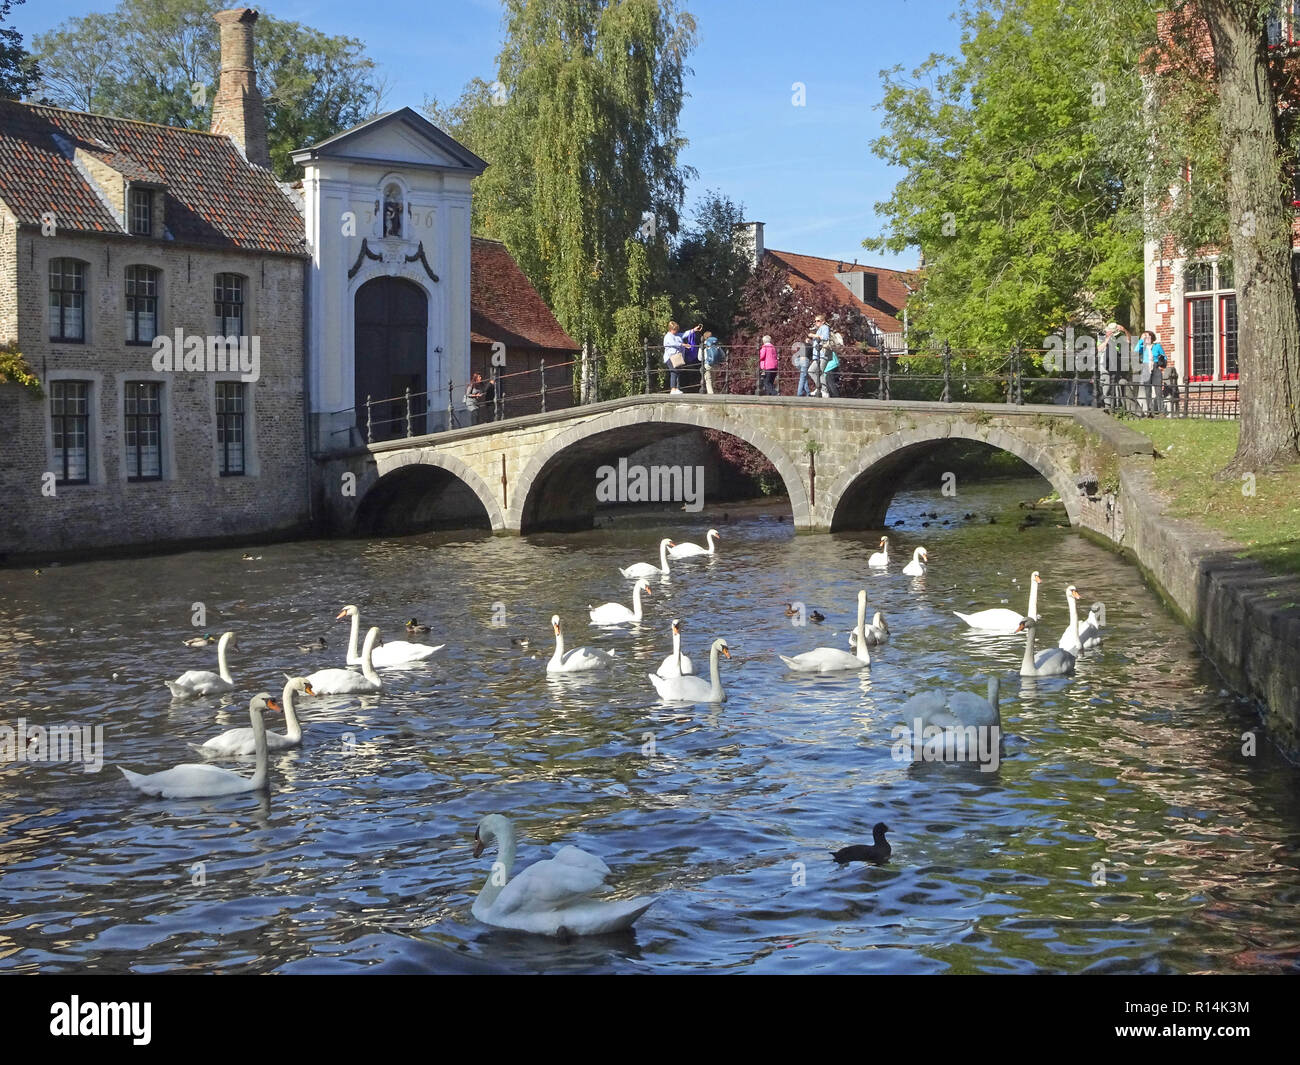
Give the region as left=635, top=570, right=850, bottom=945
left=318, top=341, right=1240, bottom=451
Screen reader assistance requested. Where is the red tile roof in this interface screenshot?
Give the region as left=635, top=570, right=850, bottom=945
left=764, top=247, right=915, bottom=336
left=0, top=100, right=305, bottom=255
left=470, top=237, right=577, bottom=353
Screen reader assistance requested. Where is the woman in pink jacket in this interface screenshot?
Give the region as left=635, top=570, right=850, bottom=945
left=759, top=334, right=779, bottom=395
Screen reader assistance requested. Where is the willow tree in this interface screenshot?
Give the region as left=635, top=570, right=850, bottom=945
left=429, top=0, right=696, bottom=390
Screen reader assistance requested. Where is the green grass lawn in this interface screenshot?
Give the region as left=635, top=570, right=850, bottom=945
left=1128, top=419, right=1300, bottom=577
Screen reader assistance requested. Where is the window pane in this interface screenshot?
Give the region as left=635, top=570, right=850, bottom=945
left=1221, top=295, right=1239, bottom=377
left=214, top=274, right=244, bottom=337
left=1188, top=297, right=1214, bottom=378
left=217, top=382, right=245, bottom=474
left=125, top=267, right=159, bottom=342
left=1217, top=259, right=1233, bottom=289
left=51, top=381, right=90, bottom=483
left=1184, top=262, right=1212, bottom=292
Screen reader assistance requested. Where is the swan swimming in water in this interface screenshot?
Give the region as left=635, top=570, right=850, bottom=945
left=306, top=626, right=383, bottom=694
left=194, top=676, right=313, bottom=757
left=619, top=539, right=674, bottom=579
left=954, top=571, right=1041, bottom=633
left=655, top=618, right=695, bottom=677
left=1076, top=601, right=1105, bottom=650
left=649, top=638, right=730, bottom=703
left=166, top=631, right=238, bottom=697
left=339, top=605, right=443, bottom=667
left=547, top=615, right=616, bottom=673
left=120, top=693, right=281, bottom=798
left=1058, top=585, right=1087, bottom=654
left=589, top=578, right=652, bottom=625
left=848, top=610, right=891, bottom=648
left=782, top=590, right=871, bottom=673
left=868, top=536, right=890, bottom=567
left=667, top=529, right=719, bottom=559
left=1016, top=618, right=1075, bottom=678
left=471, top=813, right=658, bottom=936
left=902, top=547, right=929, bottom=577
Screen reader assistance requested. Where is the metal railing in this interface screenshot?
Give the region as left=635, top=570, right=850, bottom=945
left=315, top=342, right=1240, bottom=452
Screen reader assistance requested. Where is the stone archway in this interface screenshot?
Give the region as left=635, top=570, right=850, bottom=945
left=822, top=421, right=1082, bottom=531
left=350, top=448, right=506, bottom=533
left=507, top=404, right=809, bottom=533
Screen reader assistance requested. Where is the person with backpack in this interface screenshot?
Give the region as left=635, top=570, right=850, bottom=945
left=1134, top=329, right=1165, bottom=416
left=663, top=320, right=684, bottom=393
left=701, top=331, right=723, bottom=394
left=680, top=322, right=704, bottom=393
left=823, top=342, right=841, bottom=398
left=807, top=314, right=831, bottom=398
left=759, top=335, right=779, bottom=395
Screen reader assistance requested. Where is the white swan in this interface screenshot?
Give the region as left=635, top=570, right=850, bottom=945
left=1057, top=585, right=1085, bottom=653
left=782, top=590, right=871, bottom=673
left=655, top=618, right=695, bottom=677
left=120, top=693, right=280, bottom=798
left=194, top=676, right=312, bottom=757
left=649, top=638, right=730, bottom=703
left=1017, top=618, right=1075, bottom=677
left=590, top=578, right=651, bottom=625
left=849, top=610, right=891, bottom=648
left=868, top=536, right=890, bottom=567
left=902, top=546, right=929, bottom=576
left=166, top=630, right=238, bottom=698
left=954, top=571, right=1042, bottom=632
left=339, top=605, right=443, bottom=667
left=899, top=676, right=1001, bottom=732
left=471, top=814, right=657, bottom=936
left=667, top=529, right=719, bottom=559
left=1076, top=601, right=1105, bottom=649
left=619, top=538, right=674, bottom=579
left=306, top=626, right=383, bottom=694
left=547, top=615, right=616, bottom=673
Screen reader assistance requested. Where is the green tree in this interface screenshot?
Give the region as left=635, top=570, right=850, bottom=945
left=865, top=0, right=1148, bottom=352
left=0, top=0, right=38, bottom=99
left=31, top=0, right=382, bottom=180
left=668, top=190, right=752, bottom=336
left=428, top=0, right=697, bottom=390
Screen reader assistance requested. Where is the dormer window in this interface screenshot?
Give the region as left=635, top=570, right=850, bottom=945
left=129, top=187, right=152, bottom=236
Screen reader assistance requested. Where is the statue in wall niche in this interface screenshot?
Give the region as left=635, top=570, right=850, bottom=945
left=383, top=187, right=402, bottom=238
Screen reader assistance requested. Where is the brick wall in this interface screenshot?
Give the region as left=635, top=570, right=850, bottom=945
left=0, top=227, right=309, bottom=561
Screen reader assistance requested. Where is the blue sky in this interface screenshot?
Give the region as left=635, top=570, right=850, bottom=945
left=13, top=0, right=967, bottom=269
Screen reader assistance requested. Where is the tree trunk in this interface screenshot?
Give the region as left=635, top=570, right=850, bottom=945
left=1202, top=0, right=1300, bottom=471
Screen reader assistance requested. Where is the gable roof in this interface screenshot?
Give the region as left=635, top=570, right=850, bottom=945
left=291, top=107, right=488, bottom=174
left=471, top=238, right=577, bottom=353
left=764, top=247, right=915, bottom=337
left=0, top=100, right=305, bottom=255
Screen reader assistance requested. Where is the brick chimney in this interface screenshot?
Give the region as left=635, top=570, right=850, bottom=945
left=210, top=9, right=270, bottom=169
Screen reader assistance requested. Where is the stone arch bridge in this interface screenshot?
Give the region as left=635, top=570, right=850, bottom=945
left=315, top=394, right=1151, bottom=540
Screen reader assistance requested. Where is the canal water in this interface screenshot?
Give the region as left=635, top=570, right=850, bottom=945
left=1, top=477, right=1298, bottom=974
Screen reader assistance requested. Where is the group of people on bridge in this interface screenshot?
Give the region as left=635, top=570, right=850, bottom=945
left=662, top=314, right=844, bottom=399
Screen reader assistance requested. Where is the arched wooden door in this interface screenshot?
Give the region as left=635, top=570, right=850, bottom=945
left=354, top=277, right=428, bottom=440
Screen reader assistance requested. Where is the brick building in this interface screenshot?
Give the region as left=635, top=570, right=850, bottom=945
left=0, top=11, right=310, bottom=560
left=0, top=7, right=574, bottom=560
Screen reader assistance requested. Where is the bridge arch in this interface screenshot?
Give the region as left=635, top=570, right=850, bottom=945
left=352, top=448, right=506, bottom=534
left=508, top=405, right=809, bottom=533
left=823, top=421, right=1082, bottom=532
